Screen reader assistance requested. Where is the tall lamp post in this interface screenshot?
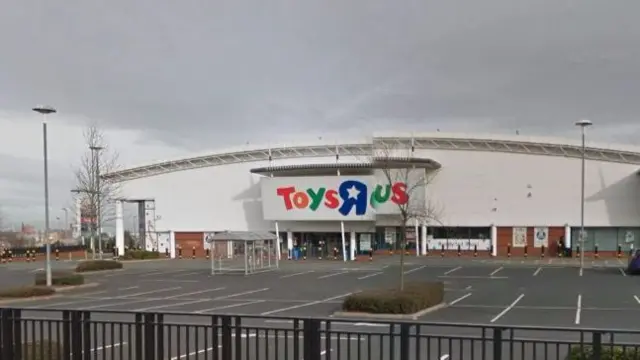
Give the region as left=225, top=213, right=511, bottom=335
left=90, top=146, right=104, bottom=259
left=33, top=105, right=56, bottom=287
left=575, top=119, right=592, bottom=273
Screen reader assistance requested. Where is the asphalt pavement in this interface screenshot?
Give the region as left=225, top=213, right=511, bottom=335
left=2, top=255, right=640, bottom=359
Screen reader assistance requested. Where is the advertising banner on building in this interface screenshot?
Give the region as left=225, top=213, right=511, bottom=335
left=260, top=174, right=422, bottom=221
left=512, top=227, right=527, bottom=248
left=533, top=227, right=548, bottom=248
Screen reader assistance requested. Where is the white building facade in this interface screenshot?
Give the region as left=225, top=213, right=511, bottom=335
left=105, top=133, right=640, bottom=258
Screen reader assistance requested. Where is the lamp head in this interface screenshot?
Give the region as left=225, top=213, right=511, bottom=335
left=32, top=105, right=57, bottom=115
left=575, top=119, right=593, bottom=127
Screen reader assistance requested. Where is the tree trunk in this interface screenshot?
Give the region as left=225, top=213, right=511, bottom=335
left=399, top=222, right=407, bottom=291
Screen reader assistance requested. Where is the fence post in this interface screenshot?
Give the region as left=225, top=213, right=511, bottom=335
left=0, top=309, right=14, bottom=359
left=592, top=332, right=602, bottom=359
left=71, top=311, right=83, bottom=360
left=144, top=313, right=156, bottom=360
left=303, top=319, right=322, bottom=360
left=135, top=313, right=143, bottom=360
left=82, top=311, right=91, bottom=360
left=156, top=313, right=164, bottom=360
left=62, top=310, right=72, bottom=360
left=221, top=316, right=232, bottom=360
left=492, top=327, right=504, bottom=360
left=234, top=316, right=242, bottom=360
left=399, top=323, right=410, bottom=360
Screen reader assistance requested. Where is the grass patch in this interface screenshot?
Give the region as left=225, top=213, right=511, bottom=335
left=566, top=345, right=639, bottom=359
left=75, top=260, right=123, bottom=273
left=342, top=282, right=445, bottom=314
left=122, top=250, right=160, bottom=260
left=0, top=286, right=55, bottom=298
left=34, top=270, right=85, bottom=286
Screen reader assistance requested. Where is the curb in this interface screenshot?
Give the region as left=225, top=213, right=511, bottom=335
left=78, top=268, right=126, bottom=275
left=119, top=258, right=172, bottom=263
left=332, top=302, right=448, bottom=320
left=53, top=282, right=101, bottom=292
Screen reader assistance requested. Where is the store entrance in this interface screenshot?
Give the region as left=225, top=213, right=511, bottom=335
left=294, top=232, right=343, bottom=259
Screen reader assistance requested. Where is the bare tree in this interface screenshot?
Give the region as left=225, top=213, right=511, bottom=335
left=372, top=141, right=442, bottom=290
left=73, top=125, right=121, bottom=247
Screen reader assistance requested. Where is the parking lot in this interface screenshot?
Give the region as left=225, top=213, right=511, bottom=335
left=2, top=258, right=640, bottom=359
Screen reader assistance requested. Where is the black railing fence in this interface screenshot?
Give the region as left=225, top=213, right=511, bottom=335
left=1, top=308, right=640, bottom=360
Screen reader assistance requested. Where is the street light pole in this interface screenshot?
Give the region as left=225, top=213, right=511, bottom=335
left=575, top=119, right=592, bottom=273
left=90, top=146, right=104, bottom=259
left=33, top=105, right=57, bottom=287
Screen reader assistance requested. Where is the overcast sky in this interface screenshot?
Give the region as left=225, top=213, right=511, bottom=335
left=1, top=0, right=640, bottom=227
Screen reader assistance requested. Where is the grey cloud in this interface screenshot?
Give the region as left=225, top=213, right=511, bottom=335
left=2, top=0, right=640, bottom=149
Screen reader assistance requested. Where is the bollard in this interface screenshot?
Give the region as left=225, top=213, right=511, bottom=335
left=165, top=248, right=169, bottom=258
left=114, top=247, right=119, bottom=259
left=473, top=245, right=478, bottom=257
left=507, top=245, right=511, bottom=258
left=206, top=248, right=210, bottom=259
left=55, top=248, right=60, bottom=261
left=25, top=250, right=30, bottom=263
left=369, top=249, right=373, bottom=261
left=8, top=250, right=12, bottom=262
left=178, top=246, right=183, bottom=259
left=541, top=245, right=545, bottom=258
left=0, top=249, right=5, bottom=264
left=524, top=245, right=528, bottom=258
left=594, top=244, right=599, bottom=259
left=457, top=244, right=461, bottom=257
left=617, top=245, right=622, bottom=258
left=333, top=247, right=338, bottom=260
left=192, top=246, right=196, bottom=259
left=576, top=245, right=581, bottom=258
left=441, top=244, right=445, bottom=257
left=489, top=244, right=494, bottom=257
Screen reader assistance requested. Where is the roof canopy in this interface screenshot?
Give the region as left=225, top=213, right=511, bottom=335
left=205, top=231, right=277, bottom=242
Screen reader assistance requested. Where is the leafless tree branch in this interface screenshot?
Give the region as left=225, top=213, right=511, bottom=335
left=371, top=140, right=444, bottom=290
left=73, top=124, right=121, bottom=231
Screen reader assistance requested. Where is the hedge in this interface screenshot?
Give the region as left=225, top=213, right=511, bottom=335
left=34, top=271, right=85, bottom=286
left=565, top=345, right=639, bottom=359
left=75, top=260, right=123, bottom=272
left=0, top=286, right=55, bottom=298
left=122, top=250, right=160, bottom=260
left=342, top=281, right=445, bottom=314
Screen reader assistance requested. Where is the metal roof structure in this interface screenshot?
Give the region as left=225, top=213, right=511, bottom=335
left=205, top=231, right=277, bottom=242
left=103, top=134, right=640, bottom=183
left=250, top=157, right=441, bottom=175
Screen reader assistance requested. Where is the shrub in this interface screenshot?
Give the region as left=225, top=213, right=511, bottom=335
left=342, top=281, right=445, bottom=314
left=565, top=345, right=636, bottom=359
left=75, top=260, right=123, bottom=273
left=122, top=249, right=160, bottom=260
left=0, top=286, right=55, bottom=298
left=34, top=270, right=85, bottom=286
left=21, top=341, right=62, bottom=359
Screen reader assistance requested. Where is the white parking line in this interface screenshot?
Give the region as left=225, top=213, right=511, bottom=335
left=280, top=270, right=314, bottom=278
left=449, top=293, right=472, bottom=306
left=213, top=288, right=269, bottom=300
left=634, top=295, right=640, bottom=304
left=119, top=287, right=184, bottom=299
left=172, top=271, right=201, bottom=277
left=138, top=271, right=166, bottom=277
left=318, top=271, right=349, bottom=279
left=171, top=345, right=221, bottom=360
left=619, top=268, right=627, bottom=276
left=403, top=265, right=426, bottom=275
left=357, top=272, right=382, bottom=280
left=532, top=267, right=542, bottom=276
left=579, top=268, right=583, bottom=277
left=133, top=299, right=211, bottom=312
left=169, top=287, right=226, bottom=299
left=440, top=355, right=450, bottom=360
left=261, top=293, right=353, bottom=315
left=196, top=300, right=266, bottom=313
left=88, top=342, right=126, bottom=353
left=490, top=294, right=524, bottom=323
left=575, top=294, right=582, bottom=325
left=489, top=267, right=503, bottom=276
left=117, top=286, right=139, bottom=291
left=443, top=266, right=461, bottom=275
left=33, top=287, right=183, bottom=308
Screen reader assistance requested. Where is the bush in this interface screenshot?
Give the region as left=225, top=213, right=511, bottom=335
left=21, top=341, right=62, bottom=359
left=0, top=286, right=55, bottom=298
left=122, top=249, right=160, bottom=260
left=565, top=345, right=637, bottom=359
left=34, top=270, right=85, bottom=286
left=342, top=281, right=445, bottom=314
left=75, top=260, right=123, bottom=272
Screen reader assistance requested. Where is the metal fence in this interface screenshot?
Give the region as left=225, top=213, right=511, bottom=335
left=1, top=308, right=640, bottom=360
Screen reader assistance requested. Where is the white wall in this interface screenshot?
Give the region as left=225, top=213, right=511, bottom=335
left=424, top=149, right=640, bottom=227
left=120, top=155, right=362, bottom=232
left=120, top=149, right=640, bottom=231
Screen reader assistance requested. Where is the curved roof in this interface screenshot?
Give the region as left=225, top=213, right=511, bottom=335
left=103, top=133, right=640, bottom=183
